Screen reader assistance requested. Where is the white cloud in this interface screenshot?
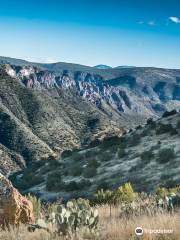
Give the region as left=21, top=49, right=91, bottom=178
left=138, top=21, right=144, bottom=25
left=24, top=57, right=56, bottom=63
left=137, top=21, right=156, bottom=26
left=147, top=21, right=156, bottom=26
left=169, top=16, right=180, bottom=23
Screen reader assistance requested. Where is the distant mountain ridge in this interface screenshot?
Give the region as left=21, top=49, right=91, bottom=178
left=94, top=64, right=112, bottom=69
left=1, top=56, right=180, bottom=123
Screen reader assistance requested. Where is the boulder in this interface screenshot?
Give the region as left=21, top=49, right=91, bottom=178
left=0, top=173, right=34, bottom=227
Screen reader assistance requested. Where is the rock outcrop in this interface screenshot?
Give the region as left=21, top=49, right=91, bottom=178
left=0, top=173, right=34, bottom=227
left=1, top=60, right=180, bottom=120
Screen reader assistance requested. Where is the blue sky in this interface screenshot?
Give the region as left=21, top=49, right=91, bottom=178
left=0, top=0, right=180, bottom=68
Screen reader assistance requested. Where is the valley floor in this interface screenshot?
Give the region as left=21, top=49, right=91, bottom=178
left=1, top=206, right=179, bottom=240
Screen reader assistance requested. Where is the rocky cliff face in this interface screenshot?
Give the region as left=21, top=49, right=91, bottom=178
left=3, top=62, right=180, bottom=122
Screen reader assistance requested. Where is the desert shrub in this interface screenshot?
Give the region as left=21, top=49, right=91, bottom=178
left=157, top=148, right=176, bottom=164
left=170, top=128, right=178, bottom=135
left=147, top=118, right=156, bottom=129
left=83, top=166, right=97, bottom=178
left=65, top=181, right=80, bottom=191
left=118, top=137, right=127, bottom=148
left=15, top=172, right=44, bottom=190
left=155, top=187, right=169, bottom=198
left=100, top=136, right=120, bottom=149
left=64, top=179, right=92, bottom=192
left=140, top=149, right=154, bottom=162
left=141, top=128, right=149, bottom=137
left=177, top=120, right=180, bottom=129
left=61, top=150, right=72, bottom=158
left=89, top=139, right=101, bottom=147
left=39, top=160, right=61, bottom=175
left=98, top=151, right=113, bottom=162
left=169, top=185, right=180, bottom=194
left=27, top=194, right=41, bottom=219
left=118, top=147, right=126, bottom=158
left=113, top=183, right=135, bottom=205
left=84, top=149, right=99, bottom=158
left=87, top=159, right=100, bottom=168
left=136, top=125, right=143, bottom=130
left=87, top=117, right=99, bottom=129
left=79, top=179, right=92, bottom=188
left=46, top=171, right=64, bottom=191
left=156, top=123, right=175, bottom=135
left=96, top=181, right=110, bottom=191
left=72, top=152, right=83, bottom=162
left=128, top=133, right=141, bottom=146
left=92, top=189, right=113, bottom=205
left=147, top=118, right=153, bottom=124
left=128, top=128, right=133, bottom=133
left=70, top=165, right=83, bottom=176
left=150, top=144, right=160, bottom=151
left=165, top=179, right=180, bottom=189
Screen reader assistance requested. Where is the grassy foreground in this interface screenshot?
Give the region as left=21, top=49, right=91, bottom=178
left=0, top=206, right=179, bottom=240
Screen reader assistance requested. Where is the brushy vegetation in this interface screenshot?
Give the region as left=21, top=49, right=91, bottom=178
left=156, top=123, right=177, bottom=135
left=157, top=148, right=176, bottom=164
left=140, top=149, right=154, bottom=163
left=1, top=183, right=180, bottom=240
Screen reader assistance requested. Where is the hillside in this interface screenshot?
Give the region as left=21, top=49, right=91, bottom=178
left=11, top=111, right=180, bottom=200
left=0, top=68, right=123, bottom=176
left=1, top=57, right=180, bottom=124
left=0, top=57, right=179, bottom=197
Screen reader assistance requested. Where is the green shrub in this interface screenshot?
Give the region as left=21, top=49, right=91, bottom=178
left=70, top=165, right=83, bottom=176
left=83, top=167, right=97, bottom=178
left=147, top=118, right=156, bottom=129
left=96, top=181, right=110, bottom=191
left=98, top=151, right=112, bottom=162
left=140, top=149, right=154, bottom=162
left=156, top=123, right=175, bottom=135
left=65, top=181, right=80, bottom=191
left=92, top=189, right=113, bottom=205
left=128, top=134, right=141, bottom=146
left=79, top=179, right=92, bottom=188
left=112, top=182, right=135, bottom=205
left=61, top=150, right=72, bottom=158
left=87, top=159, right=100, bottom=168
left=46, top=171, right=64, bottom=191
left=155, top=187, right=169, bottom=198
left=141, top=128, right=149, bottom=137
left=177, top=120, right=180, bottom=129
left=100, top=136, right=120, bottom=149
left=157, top=148, right=176, bottom=164
left=27, top=194, right=41, bottom=219
left=16, top=172, right=44, bottom=190
left=118, top=147, right=126, bottom=158
left=136, top=125, right=143, bottom=130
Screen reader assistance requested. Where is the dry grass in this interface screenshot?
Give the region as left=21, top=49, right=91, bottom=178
left=0, top=206, right=179, bottom=240
left=98, top=205, right=180, bottom=240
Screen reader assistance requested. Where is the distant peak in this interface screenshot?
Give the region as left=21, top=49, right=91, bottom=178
left=94, top=64, right=112, bottom=69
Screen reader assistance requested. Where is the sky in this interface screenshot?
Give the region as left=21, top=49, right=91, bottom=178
left=0, top=0, right=180, bottom=68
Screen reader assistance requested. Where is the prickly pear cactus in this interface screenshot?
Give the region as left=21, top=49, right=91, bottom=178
left=55, top=198, right=99, bottom=236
